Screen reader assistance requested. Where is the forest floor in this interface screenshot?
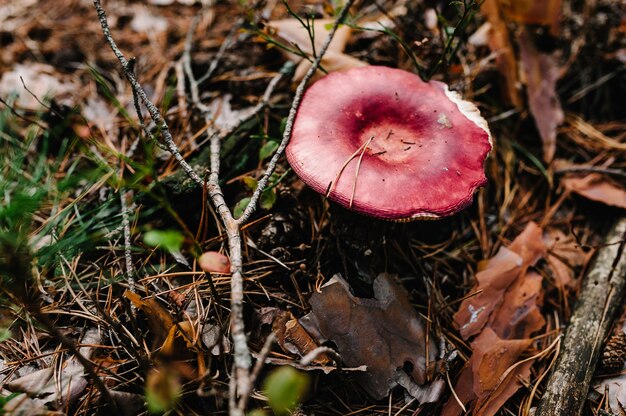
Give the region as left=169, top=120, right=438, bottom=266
left=0, top=0, right=625, bottom=415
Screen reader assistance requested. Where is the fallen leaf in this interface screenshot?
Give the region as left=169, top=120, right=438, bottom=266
left=108, top=390, right=145, bottom=416
left=273, top=311, right=330, bottom=365
left=546, top=228, right=588, bottom=288
left=561, top=173, right=626, bottom=209
left=269, top=18, right=351, bottom=60
left=82, top=96, right=116, bottom=132
left=299, top=273, right=439, bottom=400
left=454, top=222, right=547, bottom=339
left=130, top=6, right=168, bottom=33
left=441, top=360, right=475, bottom=416
left=446, top=224, right=548, bottom=415
left=480, top=0, right=522, bottom=107
left=488, top=271, right=545, bottom=340
left=518, top=29, right=564, bottom=162
left=471, top=329, right=534, bottom=416
left=593, top=372, right=626, bottom=413
left=7, top=329, right=101, bottom=410
left=160, top=320, right=197, bottom=357
left=498, top=0, right=562, bottom=35
left=442, top=329, right=534, bottom=416
left=268, top=18, right=368, bottom=82
left=292, top=51, right=368, bottom=83
left=201, top=323, right=231, bottom=355
left=148, top=0, right=197, bottom=4
left=3, top=393, right=50, bottom=416
left=593, top=320, right=626, bottom=410
left=198, top=251, right=230, bottom=274
left=0, top=63, right=76, bottom=110
left=206, top=93, right=260, bottom=134
left=125, top=290, right=175, bottom=348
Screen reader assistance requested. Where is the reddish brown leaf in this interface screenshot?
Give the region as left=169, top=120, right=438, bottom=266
left=518, top=29, right=564, bottom=162
left=472, top=329, right=534, bottom=416
left=300, top=274, right=438, bottom=399
left=472, top=328, right=532, bottom=396
left=498, top=0, right=563, bottom=35
left=480, top=0, right=522, bottom=107
left=442, top=329, right=534, bottom=416
left=454, top=222, right=547, bottom=339
left=546, top=228, right=588, bottom=288
left=489, top=272, right=545, bottom=339
left=562, top=173, right=626, bottom=209
left=441, top=361, right=476, bottom=416
left=446, top=225, right=547, bottom=416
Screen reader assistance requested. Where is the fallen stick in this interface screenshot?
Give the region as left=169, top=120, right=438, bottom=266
left=537, top=216, right=626, bottom=415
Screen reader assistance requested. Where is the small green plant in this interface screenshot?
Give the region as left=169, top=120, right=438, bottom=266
left=143, top=229, right=185, bottom=252
left=429, top=0, right=484, bottom=78
left=145, top=369, right=181, bottom=414
left=0, top=392, right=20, bottom=415
left=262, top=366, right=309, bottom=415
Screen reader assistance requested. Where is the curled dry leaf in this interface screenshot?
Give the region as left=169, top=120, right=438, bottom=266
left=125, top=290, right=175, bottom=348
left=479, top=0, right=522, bottom=107
left=561, top=173, right=626, bottom=209
left=299, top=273, right=439, bottom=400
left=518, top=29, right=564, bottom=163
left=445, top=223, right=548, bottom=415
left=268, top=18, right=368, bottom=82
left=198, top=251, right=231, bottom=274
left=488, top=271, right=545, bottom=340
left=273, top=311, right=330, bottom=365
left=442, top=329, right=533, bottom=416
left=593, top=373, right=626, bottom=414
left=546, top=228, right=588, bottom=288
left=6, top=329, right=101, bottom=411
left=454, top=222, right=547, bottom=339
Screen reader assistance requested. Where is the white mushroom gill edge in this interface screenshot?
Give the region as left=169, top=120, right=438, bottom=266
left=441, top=86, right=494, bottom=148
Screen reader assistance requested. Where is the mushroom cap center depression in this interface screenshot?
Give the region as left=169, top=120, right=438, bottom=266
left=347, top=98, right=447, bottom=164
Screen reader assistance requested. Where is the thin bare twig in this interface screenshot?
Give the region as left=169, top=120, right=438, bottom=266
left=94, top=0, right=203, bottom=186
left=119, top=190, right=135, bottom=294
left=555, top=166, right=626, bottom=180
left=238, top=332, right=276, bottom=411
left=235, top=0, right=356, bottom=225
left=197, top=19, right=242, bottom=86
left=94, top=1, right=356, bottom=414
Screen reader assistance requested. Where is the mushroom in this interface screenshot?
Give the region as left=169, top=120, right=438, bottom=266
left=286, top=66, right=493, bottom=221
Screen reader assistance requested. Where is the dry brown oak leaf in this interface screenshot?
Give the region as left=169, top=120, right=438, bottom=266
left=300, top=273, right=438, bottom=400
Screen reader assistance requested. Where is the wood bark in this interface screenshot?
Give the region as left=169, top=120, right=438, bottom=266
left=537, top=216, right=626, bottom=415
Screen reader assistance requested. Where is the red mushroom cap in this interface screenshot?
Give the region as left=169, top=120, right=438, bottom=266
left=286, top=66, right=493, bottom=221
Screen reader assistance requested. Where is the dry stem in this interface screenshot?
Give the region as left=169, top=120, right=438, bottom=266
left=537, top=217, right=626, bottom=415
left=93, top=0, right=356, bottom=413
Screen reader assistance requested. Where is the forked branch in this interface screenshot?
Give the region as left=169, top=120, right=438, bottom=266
left=92, top=0, right=355, bottom=413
